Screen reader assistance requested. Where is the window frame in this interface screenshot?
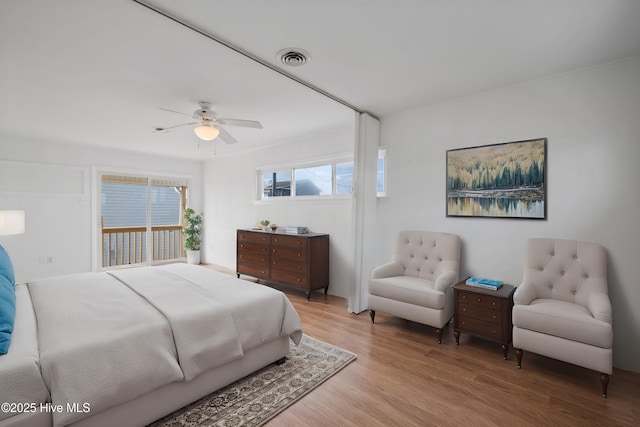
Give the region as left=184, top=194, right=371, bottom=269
left=256, top=154, right=354, bottom=202
left=92, top=168, right=192, bottom=271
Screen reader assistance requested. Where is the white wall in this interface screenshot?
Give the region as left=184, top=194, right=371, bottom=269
left=202, top=125, right=356, bottom=300
left=0, top=134, right=203, bottom=282
left=372, top=59, right=640, bottom=372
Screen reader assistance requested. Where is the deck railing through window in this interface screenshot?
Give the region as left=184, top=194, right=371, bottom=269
left=102, top=225, right=184, bottom=267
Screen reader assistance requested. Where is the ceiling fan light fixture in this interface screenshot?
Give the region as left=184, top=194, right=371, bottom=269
left=194, top=124, right=220, bottom=141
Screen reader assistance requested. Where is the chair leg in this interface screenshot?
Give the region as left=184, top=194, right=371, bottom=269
left=516, top=348, right=523, bottom=368
left=601, top=373, right=609, bottom=398
left=436, top=328, right=443, bottom=344
left=369, top=310, right=375, bottom=323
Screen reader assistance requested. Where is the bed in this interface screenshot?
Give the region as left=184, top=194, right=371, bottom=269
left=0, top=263, right=302, bottom=427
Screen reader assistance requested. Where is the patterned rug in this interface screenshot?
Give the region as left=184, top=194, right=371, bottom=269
left=148, top=335, right=356, bottom=427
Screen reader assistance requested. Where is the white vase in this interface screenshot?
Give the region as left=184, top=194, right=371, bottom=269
left=186, top=250, right=201, bottom=265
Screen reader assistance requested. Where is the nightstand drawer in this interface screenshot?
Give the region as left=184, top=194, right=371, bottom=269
left=458, top=316, right=504, bottom=341
left=457, top=303, right=502, bottom=324
left=458, top=291, right=504, bottom=310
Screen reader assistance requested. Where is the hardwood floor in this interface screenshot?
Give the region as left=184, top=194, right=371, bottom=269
left=204, top=266, right=639, bottom=426
left=271, top=291, right=639, bottom=427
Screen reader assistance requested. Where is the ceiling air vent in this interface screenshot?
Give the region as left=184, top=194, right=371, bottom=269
left=277, top=48, right=310, bottom=67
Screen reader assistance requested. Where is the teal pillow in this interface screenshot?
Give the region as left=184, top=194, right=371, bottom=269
left=0, top=275, right=16, bottom=354
left=0, top=245, right=15, bottom=286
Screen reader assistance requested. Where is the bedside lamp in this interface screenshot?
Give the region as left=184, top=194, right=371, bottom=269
left=0, top=210, right=25, bottom=282
left=0, top=210, right=26, bottom=237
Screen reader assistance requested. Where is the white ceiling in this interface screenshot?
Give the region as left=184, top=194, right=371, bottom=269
left=2, top=0, right=640, bottom=160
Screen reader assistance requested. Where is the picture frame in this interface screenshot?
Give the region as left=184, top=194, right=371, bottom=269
left=446, top=138, right=546, bottom=219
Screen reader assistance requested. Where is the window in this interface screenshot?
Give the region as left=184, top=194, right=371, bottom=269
left=262, top=170, right=291, bottom=198
left=99, top=174, right=188, bottom=268
left=377, top=148, right=387, bottom=197
left=335, top=161, right=354, bottom=195
left=295, top=165, right=332, bottom=196
left=259, top=159, right=353, bottom=200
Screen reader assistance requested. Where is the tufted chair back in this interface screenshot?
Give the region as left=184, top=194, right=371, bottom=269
left=392, top=231, right=460, bottom=282
left=522, top=238, right=608, bottom=308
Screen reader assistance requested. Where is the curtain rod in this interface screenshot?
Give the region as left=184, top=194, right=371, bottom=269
left=132, top=0, right=372, bottom=117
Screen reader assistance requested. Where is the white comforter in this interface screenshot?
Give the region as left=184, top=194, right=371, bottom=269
left=27, top=264, right=302, bottom=427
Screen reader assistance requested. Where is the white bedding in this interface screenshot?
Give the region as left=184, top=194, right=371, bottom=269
left=24, top=264, right=302, bottom=427
left=0, top=285, right=49, bottom=423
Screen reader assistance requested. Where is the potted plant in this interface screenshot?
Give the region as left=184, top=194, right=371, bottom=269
left=260, top=219, right=270, bottom=231
left=183, top=208, right=202, bottom=264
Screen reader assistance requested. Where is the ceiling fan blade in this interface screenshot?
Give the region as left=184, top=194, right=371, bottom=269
left=216, top=118, right=263, bottom=129
left=159, top=107, right=193, bottom=117
left=217, top=126, right=238, bottom=144
left=152, top=122, right=198, bottom=133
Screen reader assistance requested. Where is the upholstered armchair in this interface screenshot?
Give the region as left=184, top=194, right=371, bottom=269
left=513, top=238, right=613, bottom=397
left=368, top=231, right=461, bottom=343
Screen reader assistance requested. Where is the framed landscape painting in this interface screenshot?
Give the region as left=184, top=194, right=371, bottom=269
left=446, top=138, right=546, bottom=219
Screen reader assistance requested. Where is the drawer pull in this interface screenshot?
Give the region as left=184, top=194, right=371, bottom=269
left=492, top=330, right=497, bottom=334
left=297, top=253, right=302, bottom=257
left=297, top=278, right=302, bottom=282
left=274, top=238, right=278, bottom=242
left=492, top=315, right=496, bottom=319
left=273, top=261, right=277, bottom=265
left=298, top=265, right=302, bottom=270
left=477, top=298, right=481, bottom=302
left=462, top=321, right=466, bottom=325
left=492, top=302, right=496, bottom=306
left=462, top=308, right=466, bottom=312
left=240, top=244, right=245, bottom=248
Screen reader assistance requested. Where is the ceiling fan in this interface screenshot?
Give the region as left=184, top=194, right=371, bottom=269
left=153, top=101, right=263, bottom=144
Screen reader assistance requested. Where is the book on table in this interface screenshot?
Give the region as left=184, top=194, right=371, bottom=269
left=285, top=226, right=309, bottom=234
left=465, top=277, right=503, bottom=290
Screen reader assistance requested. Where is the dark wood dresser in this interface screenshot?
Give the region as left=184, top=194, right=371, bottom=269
left=453, top=280, right=516, bottom=360
left=236, top=229, right=329, bottom=300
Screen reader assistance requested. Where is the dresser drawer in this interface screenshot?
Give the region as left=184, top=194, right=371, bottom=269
left=271, top=246, right=306, bottom=259
left=458, top=291, right=503, bottom=310
left=238, top=242, right=270, bottom=254
left=237, top=231, right=270, bottom=244
left=271, top=257, right=307, bottom=273
left=237, top=261, right=269, bottom=279
left=271, top=235, right=307, bottom=249
left=458, top=316, right=504, bottom=341
left=270, top=268, right=308, bottom=288
left=457, top=303, right=502, bottom=324
left=237, top=250, right=269, bottom=265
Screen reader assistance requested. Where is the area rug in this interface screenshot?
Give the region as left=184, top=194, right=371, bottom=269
left=148, top=335, right=356, bottom=427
